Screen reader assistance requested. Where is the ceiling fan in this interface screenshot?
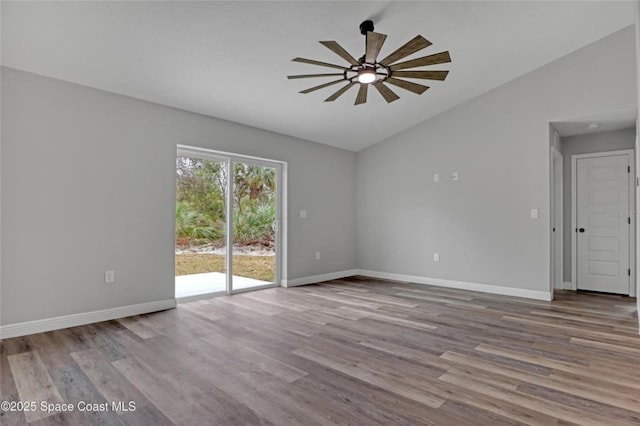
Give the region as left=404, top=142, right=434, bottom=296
left=287, top=20, right=451, bottom=105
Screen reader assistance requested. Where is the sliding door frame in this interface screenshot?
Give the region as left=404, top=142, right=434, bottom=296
left=227, top=156, right=283, bottom=295
left=176, top=145, right=286, bottom=296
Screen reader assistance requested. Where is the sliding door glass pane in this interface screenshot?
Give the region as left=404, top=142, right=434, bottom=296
left=175, top=155, right=228, bottom=298
left=230, top=161, right=277, bottom=291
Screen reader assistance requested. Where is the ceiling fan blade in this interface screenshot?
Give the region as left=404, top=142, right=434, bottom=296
left=324, top=82, right=356, bottom=102
left=355, top=84, right=368, bottom=105
left=385, top=77, right=429, bottom=94
left=373, top=82, right=399, bottom=103
left=319, top=41, right=360, bottom=66
left=390, top=51, right=452, bottom=71
left=379, top=35, right=432, bottom=66
left=299, top=79, right=346, bottom=94
left=365, top=32, right=387, bottom=64
left=292, top=57, right=349, bottom=70
left=391, top=70, right=449, bottom=81
left=288, top=73, right=344, bottom=80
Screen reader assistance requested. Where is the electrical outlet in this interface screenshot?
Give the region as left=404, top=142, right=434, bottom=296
left=300, top=209, right=307, bottom=219
left=105, top=270, right=115, bottom=283
left=433, top=253, right=440, bottom=262
left=315, top=252, right=320, bottom=260
left=433, top=173, right=440, bottom=183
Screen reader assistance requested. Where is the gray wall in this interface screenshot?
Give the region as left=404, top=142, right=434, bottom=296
left=560, top=128, right=636, bottom=283
left=1, top=67, right=357, bottom=325
left=636, top=2, right=640, bottom=318
left=356, top=27, right=637, bottom=293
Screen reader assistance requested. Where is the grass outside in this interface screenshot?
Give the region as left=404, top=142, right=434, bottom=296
left=175, top=253, right=275, bottom=282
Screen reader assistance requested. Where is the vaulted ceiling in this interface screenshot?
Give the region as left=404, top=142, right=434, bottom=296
left=2, top=1, right=635, bottom=151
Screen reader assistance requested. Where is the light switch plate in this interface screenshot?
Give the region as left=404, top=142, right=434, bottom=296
left=530, top=209, right=539, bottom=219
left=300, top=210, right=307, bottom=219
left=433, top=174, right=440, bottom=183
left=452, top=172, right=459, bottom=181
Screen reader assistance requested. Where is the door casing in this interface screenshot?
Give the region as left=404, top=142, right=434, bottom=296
left=550, top=145, right=563, bottom=292
left=571, top=149, right=635, bottom=296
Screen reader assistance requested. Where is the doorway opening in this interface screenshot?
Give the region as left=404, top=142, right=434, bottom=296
left=549, top=120, right=637, bottom=298
left=175, top=146, right=284, bottom=301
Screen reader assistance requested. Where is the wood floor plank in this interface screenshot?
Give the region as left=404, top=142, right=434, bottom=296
left=176, top=301, right=226, bottom=321
left=335, top=290, right=420, bottom=307
left=112, top=356, right=266, bottom=425
left=292, top=346, right=446, bottom=408
left=69, top=348, right=150, bottom=412
left=516, top=382, right=640, bottom=424
left=396, top=292, right=488, bottom=309
left=439, top=371, right=632, bottom=426
left=438, top=399, right=530, bottom=426
left=476, top=343, right=640, bottom=390
left=115, top=317, right=157, bottom=339
left=0, top=340, right=19, bottom=398
left=302, top=291, right=384, bottom=309
left=503, top=315, right=640, bottom=344
left=214, top=295, right=285, bottom=316
left=47, top=364, right=128, bottom=426
left=0, top=394, right=27, bottom=425
left=138, top=335, right=327, bottom=426
left=239, top=291, right=309, bottom=312
left=569, top=336, right=640, bottom=355
left=7, top=351, right=64, bottom=423
left=199, top=332, right=308, bottom=383
left=25, top=333, right=74, bottom=370
left=443, top=350, right=640, bottom=413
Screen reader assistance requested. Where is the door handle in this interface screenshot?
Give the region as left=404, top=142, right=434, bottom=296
left=579, top=228, right=585, bottom=233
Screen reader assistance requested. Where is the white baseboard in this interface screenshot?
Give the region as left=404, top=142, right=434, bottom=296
left=0, top=299, right=176, bottom=340
left=356, top=269, right=552, bottom=301
left=282, top=269, right=360, bottom=288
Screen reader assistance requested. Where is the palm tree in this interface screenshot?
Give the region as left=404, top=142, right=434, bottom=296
left=233, top=164, right=276, bottom=212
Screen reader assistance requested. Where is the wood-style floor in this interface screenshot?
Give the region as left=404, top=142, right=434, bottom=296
left=1, top=277, right=639, bottom=425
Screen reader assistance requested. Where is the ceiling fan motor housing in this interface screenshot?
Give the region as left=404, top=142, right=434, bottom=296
left=359, top=20, right=374, bottom=35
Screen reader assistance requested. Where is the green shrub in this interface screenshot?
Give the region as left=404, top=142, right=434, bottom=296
left=175, top=201, right=222, bottom=244
left=176, top=156, right=277, bottom=247
left=232, top=201, right=275, bottom=243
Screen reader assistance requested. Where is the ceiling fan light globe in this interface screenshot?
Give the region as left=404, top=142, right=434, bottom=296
left=357, top=69, right=376, bottom=84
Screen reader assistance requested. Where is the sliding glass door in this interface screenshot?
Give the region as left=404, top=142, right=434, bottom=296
left=175, top=147, right=282, bottom=299
left=229, top=160, right=280, bottom=293
left=175, top=154, right=228, bottom=298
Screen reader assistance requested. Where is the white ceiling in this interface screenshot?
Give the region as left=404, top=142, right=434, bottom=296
left=552, top=109, right=637, bottom=137
left=1, top=1, right=636, bottom=151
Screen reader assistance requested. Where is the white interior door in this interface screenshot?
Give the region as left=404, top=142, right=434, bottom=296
left=576, top=154, right=630, bottom=295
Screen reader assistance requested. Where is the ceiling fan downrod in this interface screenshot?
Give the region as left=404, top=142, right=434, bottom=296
left=359, top=20, right=375, bottom=64
left=359, top=20, right=374, bottom=36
